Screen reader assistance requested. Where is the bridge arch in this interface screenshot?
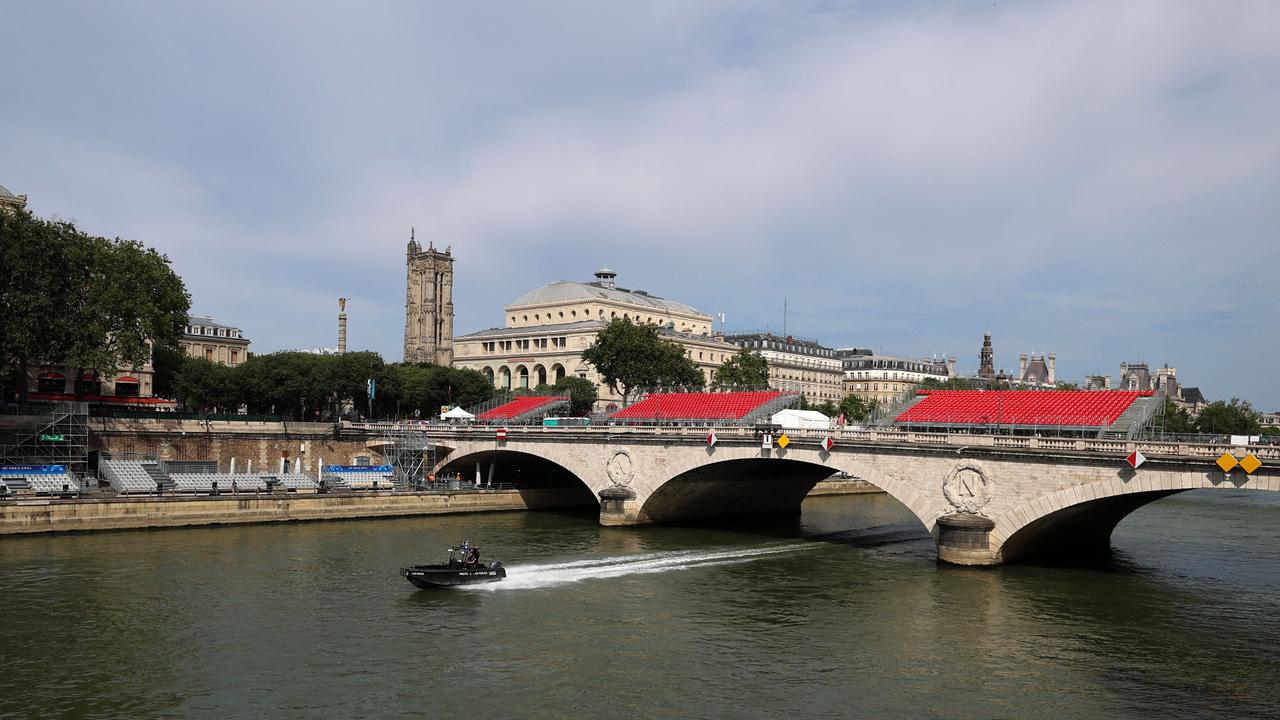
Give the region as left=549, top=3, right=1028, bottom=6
left=436, top=449, right=599, bottom=508
left=636, top=452, right=939, bottom=536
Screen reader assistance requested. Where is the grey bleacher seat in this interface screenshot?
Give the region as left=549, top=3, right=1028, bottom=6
left=29, top=473, right=79, bottom=495
left=277, top=473, right=320, bottom=490
left=101, top=460, right=158, bottom=494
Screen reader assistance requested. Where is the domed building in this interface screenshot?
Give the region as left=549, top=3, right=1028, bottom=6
left=452, top=268, right=733, bottom=410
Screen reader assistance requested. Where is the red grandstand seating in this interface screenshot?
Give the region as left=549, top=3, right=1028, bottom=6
left=610, top=391, right=785, bottom=422
left=895, top=390, right=1151, bottom=428
left=477, top=395, right=564, bottom=421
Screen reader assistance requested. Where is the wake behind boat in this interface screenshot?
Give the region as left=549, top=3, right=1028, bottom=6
left=401, top=541, right=506, bottom=588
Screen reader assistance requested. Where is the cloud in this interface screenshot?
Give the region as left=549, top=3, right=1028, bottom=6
left=3, top=1, right=1278, bottom=405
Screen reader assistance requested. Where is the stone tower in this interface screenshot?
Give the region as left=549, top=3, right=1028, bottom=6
left=978, top=332, right=995, bottom=379
left=403, top=233, right=454, bottom=365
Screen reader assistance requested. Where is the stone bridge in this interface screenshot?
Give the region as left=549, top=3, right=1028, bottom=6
left=421, top=425, right=1279, bottom=566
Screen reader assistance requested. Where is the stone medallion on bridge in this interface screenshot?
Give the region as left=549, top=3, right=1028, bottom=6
left=606, top=449, right=635, bottom=487
left=942, top=461, right=993, bottom=515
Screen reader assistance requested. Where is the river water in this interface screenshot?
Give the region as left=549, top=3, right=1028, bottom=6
left=2, top=490, right=1278, bottom=720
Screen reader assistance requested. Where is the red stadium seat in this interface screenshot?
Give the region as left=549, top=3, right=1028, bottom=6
left=895, top=390, right=1149, bottom=427
left=610, top=391, right=785, bottom=422
left=477, top=396, right=564, bottom=421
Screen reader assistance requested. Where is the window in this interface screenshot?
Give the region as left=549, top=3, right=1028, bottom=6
left=37, top=373, right=65, bottom=393
left=231, top=350, right=239, bottom=365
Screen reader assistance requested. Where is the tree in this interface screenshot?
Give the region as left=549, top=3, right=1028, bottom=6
left=581, top=318, right=703, bottom=405
left=64, top=236, right=190, bottom=396
left=837, top=393, right=869, bottom=423
left=1158, top=398, right=1195, bottom=435
left=1195, top=398, right=1262, bottom=436
left=815, top=400, right=838, bottom=417
left=712, top=349, right=769, bottom=390
left=1, top=211, right=190, bottom=402
left=173, top=358, right=238, bottom=413
left=151, top=344, right=185, bottom=399
left=920, top=377, right=976, bottom=391
left=0, top=211, right=88, bottom=403
left=553, top=375, right=599, bottom=416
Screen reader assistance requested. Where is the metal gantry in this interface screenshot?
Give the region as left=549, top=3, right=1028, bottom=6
left=380, top=425, right=438, bottom=489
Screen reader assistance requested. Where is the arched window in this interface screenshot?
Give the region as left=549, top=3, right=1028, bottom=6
left=499, top=367, right=512, bottom=390
left=535, top=365, right=547, bottom=386
left=517, top=366, right=530, bottom=389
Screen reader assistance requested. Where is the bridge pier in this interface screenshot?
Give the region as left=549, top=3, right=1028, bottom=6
left=935, top=513, right=998, bottom=566
left=598, top=485, right=639, bottom=526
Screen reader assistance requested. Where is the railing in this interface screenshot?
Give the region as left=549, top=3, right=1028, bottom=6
left=397, top=423, right=1280, bottom=460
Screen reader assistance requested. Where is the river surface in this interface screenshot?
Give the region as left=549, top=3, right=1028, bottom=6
left=2, top=490, right=1279, bottom=720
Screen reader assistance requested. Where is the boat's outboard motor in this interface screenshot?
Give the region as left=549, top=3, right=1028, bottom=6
left=489, top=561, right=503, bottom=571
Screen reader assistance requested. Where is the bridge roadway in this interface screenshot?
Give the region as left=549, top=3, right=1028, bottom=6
left=411, top=425, right=1280, bottom=566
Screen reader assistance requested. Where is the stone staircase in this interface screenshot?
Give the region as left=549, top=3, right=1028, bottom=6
left=142, top=462, right=172, bottom=492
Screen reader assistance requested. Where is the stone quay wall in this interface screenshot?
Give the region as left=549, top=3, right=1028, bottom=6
left=89, top=418, right=380, bottom=472
left=0, top=489, right=586, bottom=536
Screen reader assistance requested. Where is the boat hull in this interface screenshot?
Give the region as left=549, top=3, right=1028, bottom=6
left=401, top=564, right=506, bottom=588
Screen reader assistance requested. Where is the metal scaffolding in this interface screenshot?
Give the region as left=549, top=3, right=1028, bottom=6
left=0, top=402, right=90, bottom=479
left=379, top=426, right=439, bottom=489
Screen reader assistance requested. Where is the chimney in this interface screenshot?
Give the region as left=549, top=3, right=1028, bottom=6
left=1048, top=353, right=1056, bottom=384
left=337, top=297, right=348, bottom=354
left=946, top=355, right=957, bottom=376
left=1019, top=353, right=1028, bottom=379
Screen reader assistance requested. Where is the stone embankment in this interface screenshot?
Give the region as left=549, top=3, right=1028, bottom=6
left=0, top=479, right=876, bottom=536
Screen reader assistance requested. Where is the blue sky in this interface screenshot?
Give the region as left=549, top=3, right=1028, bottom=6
left=3, top=1, right=1278, bottom=407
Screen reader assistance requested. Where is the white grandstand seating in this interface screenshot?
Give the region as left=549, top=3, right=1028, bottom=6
left=275, top=473, right=320, bottom=491
left=28, top=473, right=80, bottom=495
left=170, top=473, right=269, bottom=493
left=325, top=470, right=394, bottom=489
left=100, top=460, right=158, bottom=494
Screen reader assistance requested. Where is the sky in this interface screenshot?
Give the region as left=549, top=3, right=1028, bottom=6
left=3, top=1, right=1278, bottom=407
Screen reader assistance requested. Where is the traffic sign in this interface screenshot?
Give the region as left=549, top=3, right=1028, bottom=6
left=821, top=436, right=835, bottom=452
left=1239, top=453, right=1263, bottom=475
left=777, top=434, right=790, bottom=449
left=706, top=432, right=718, bottom=447
left=496, top=428, right=508, bottom=442
left=1216, top=452, right=1239, bottom=473
left=1125, top=450, right=1146, bottom=469
left=38, top=434, right=65, bottom=442
left=761, top=434, right=772, bottom=450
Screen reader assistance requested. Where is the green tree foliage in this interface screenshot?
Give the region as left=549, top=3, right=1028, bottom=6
left=151, top=345, right=185, bottom=399
left=581, top=318, right=703, bottom=405
left=712, top=349, right=769, bottom=390
left=1158, top=398, right=1196, bottom=435
left=553, top=375, right=599, bottom=416
left=815, top=400, right=838, bottom=417
left=919, top=377, right=977, bottom=391
left=1194, top=398, right=1262, bottom=436
left=837, top=393, right=869, bottom=423
left=173, top=358, right=238, bottom=412
left=0, top=211, right=81, bottom=402
left=0, top=209, right=190, bottom=401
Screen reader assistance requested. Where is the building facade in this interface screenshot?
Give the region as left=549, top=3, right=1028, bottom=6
left=0, top=184, right=28, bottom=215
left=1016, top=353, right=1056, bottom=387
left=180, top=315, right=251, bottom=366
left=723, top=333, right=843, bottom=405
left=839, top=349, right=955, bottom=405
left=452, top=268, right=734, bottom=410
left=403, top=237, right=454, bottom=365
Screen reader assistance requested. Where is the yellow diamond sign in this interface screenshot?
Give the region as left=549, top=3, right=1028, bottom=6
left=1239, top=453, right=1262, bottom=475
left=1216, top=452, right=1239, bottom=473
left=777, top=434, right=790, bottom=449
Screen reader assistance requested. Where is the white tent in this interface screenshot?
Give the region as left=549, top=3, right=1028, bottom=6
left=770, top=408, right=831, bottom=430
left=441, top=406, right=475, bottom=420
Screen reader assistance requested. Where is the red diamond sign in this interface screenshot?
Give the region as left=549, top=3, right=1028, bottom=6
left=821, top=436, right=835, bottom=452
left=496, top=427, right=508, bottom=442
left=1126, top=450, right=1146, bottom=469
left=706, top=431, right=718, bottom=447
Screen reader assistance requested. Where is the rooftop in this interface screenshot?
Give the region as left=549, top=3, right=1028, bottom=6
left=507, top=270, right=705, bottom=317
